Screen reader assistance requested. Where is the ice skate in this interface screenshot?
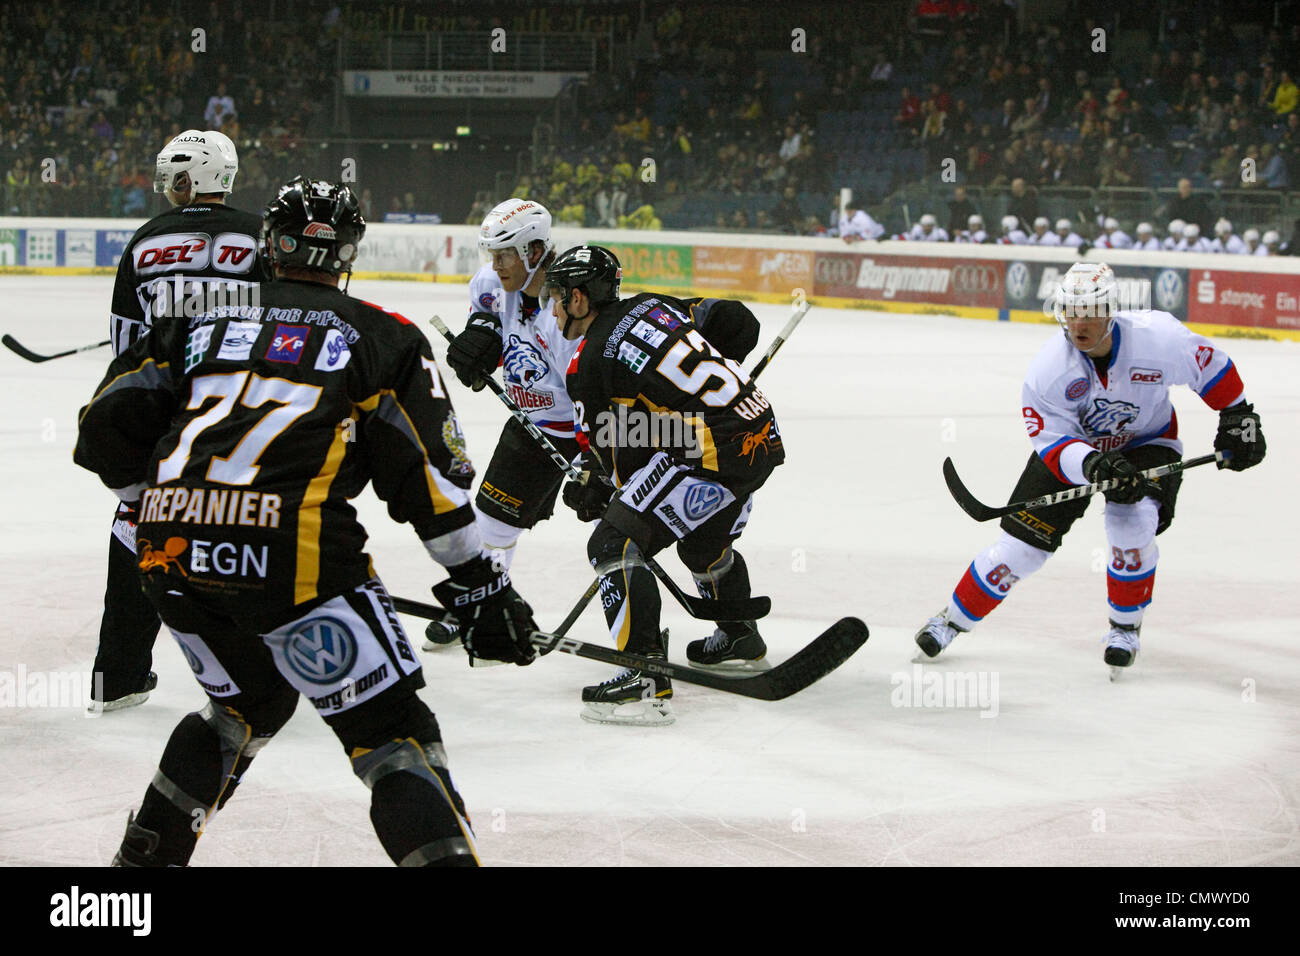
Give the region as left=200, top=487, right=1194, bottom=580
left=580, top=663, right=674, bottom=726
left=1104, top=621, right=1140, bottom=681
left=914, top=609, right=966, bottom=659
left=91, top=671, right=157, bottom=714
left=686, top=623, right=770, bottom=672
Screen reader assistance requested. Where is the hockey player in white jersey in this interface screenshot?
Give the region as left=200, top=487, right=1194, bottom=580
left=907, top=213, right=950, bottom=242
left=915, top=262, right=1265, bottom=674
left=838, top=204, right=884, bottom=241
left=1096, top=217, right=1132, bottom=249
left=1177, top=222, right=1212, bottom=252
left=999, top=215, right=1029, bottom=244
left=1055, top=218, right=1084, bottom=247
left=1162, top=219, right=1185, bottom=251
left=1209, top=219, right=1247, bottom=254
left=1132, top=222, right=1162, bottom=251
left=1242, top=228, right=1261, bottom=254
left=955, top=214, right=988, bottom=243
left=1028, top=216, right=1060, bottom=245
left=1256, top=229, right=1280, bottom=255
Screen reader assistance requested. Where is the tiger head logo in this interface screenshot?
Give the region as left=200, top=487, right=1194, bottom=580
left=503, top=334, right=548, bottom=389
left=1083, top=398, right=1140, bottom=437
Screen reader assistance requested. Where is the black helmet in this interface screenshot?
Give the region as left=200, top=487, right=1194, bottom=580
left=261, top=176, right=365, bottom=276
left=543, top=245, right=621, bottom=310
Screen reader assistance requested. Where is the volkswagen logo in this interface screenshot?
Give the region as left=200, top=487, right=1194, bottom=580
left=951, top=263, right=1000, bottom=295
left=683, top=482, right=725, bottom=521
left=284, top=617, right=358, bottom=685
left=1005, top=261, right=1031, bottom=301
left=1154, top=269, right=1184, bottom=311
left=179, top=641, right=204, bottom=675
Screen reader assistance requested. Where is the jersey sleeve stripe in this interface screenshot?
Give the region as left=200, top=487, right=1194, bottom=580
left=294, top=417, right=352, bottom=604
left=1198, top=361, right=1245, bottom=410
left=1038, top=436, right=1086, bottom=484
left=78, top=359, right=173, bottom=424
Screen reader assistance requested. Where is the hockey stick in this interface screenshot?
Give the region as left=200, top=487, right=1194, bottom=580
left=2, top=334, right=111, bottom=363
left=429, top=315, right=770, bottom=622
left=391, top=593, right=868, bottom=701
left=942, top=451, right=1226, bottom=523
left=746, top=300, right=810, bottom=380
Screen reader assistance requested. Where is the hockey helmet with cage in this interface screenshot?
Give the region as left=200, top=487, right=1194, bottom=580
left=154, top=129, right=238, bottom=196
left=479, top=198, right=554, bottom=268
left=1052, top=262, right=1119, bottom=331
left=1167, top=218, right=1186, bottom=239
left=543, top=245, right=622, bottom=314
left=261, top=176, right=365, bottom=277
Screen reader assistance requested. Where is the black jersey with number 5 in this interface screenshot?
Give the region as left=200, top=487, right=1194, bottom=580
left=566, top=292, right=784, bottom=485
left=76, top=279, right=474, bottom=628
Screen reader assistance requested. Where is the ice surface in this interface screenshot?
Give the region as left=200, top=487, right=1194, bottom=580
left=1, top=274, right=1296, bottom=866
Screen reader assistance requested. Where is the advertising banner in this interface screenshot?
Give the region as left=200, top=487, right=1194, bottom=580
left=604, top=242, right=693, bottom=288
left=814, top=251, right=1005, bottom=308
left=1003, top=259, right=1188, bottom=317
left=344, top=71, right=585, bottom=99
left=694, top=246, right=815, bottom=296
left=1187, top=268, right=1300, bottom=332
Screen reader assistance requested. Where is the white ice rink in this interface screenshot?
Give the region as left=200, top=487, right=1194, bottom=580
left=1, top=274, right=1296, bottom=866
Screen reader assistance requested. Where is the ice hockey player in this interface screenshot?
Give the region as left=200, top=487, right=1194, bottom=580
left=544, top=246, right=784, bottom=725
left=1209, top=219, right=1247, bottom=255
left=1028, top=216, right=1060, bottom=245
left=1055, top=218, right=1084, bottom=248
left=1162, top=219, right=1185, bottom=251
left=1096, top=217, right=1132, bottom=249
left=1132, top=222, right=1162, bottom=251
left=954, top=214, right=988, bottom=243
left=907, top=213, right=950, bottom=241
left=914, top=262, right=1265, bottom=674
left=429, top=199, right=762, bottom=650
left=1242, top=228, right=1262, bottom=254
left=74, top=177, right=538, bottom=866
left=92, top=129, right=269, bottom=712
left=998, top=215, right=1029, bottom=244
left=1177, top=222, right=1212, bottom=253
left=837, top=200, right=885, bottom=241
left=1257, top=229, right=1280, bottom=255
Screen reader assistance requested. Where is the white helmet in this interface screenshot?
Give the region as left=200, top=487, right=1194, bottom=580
left=1103, top=216, right=1120, bottom=232
left=479, top=198, right=554, bottom=260
left=1167, top=219, right=1186, bottom=238
left=1262, top=229, right=1280, bottom=245
left=920, top=213, right=937, bottom=228
left=1033, top=216, right=1050, bottom=230
left=968, top=214, right=984, bottom=228
left=1184, top=223, right=1201, bottom=239
left=154, top=129, right=238, bottom=195
left=1243, top=228, right=1261, bottom=243
left=1001, top=214, right=1018, bottom=233
left=1055, top=218, right=1072, bottom=233
left=1053, top=261, right=1118, bottom=328
left=1214, top=218, right=1233, bottom=236
left=1136, top=222, right=1153, bottom=236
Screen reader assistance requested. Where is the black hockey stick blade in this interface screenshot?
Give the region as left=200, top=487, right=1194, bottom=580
left=942, top=456, right=1003, bottom=522
left=2, top=334, right=111, bottom=363
left=530, top=616, right=868, bottom=701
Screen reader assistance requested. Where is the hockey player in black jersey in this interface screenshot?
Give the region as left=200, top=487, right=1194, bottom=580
left=75, top=177, right=537, bottom=866
left=546, top=246, right=784, bottom=725
left=93, top=129, right=270, bottom=711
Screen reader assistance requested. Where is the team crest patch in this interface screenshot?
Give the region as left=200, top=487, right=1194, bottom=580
left=1083, top=397, right=1140, bottom=436
left=442, top=413, right=473, bottom=476
left=1065, top=377, right=1089, bottom=401
left=266, top=324, right=309, bottom=363
left=478, top=291, right=498, bottom=312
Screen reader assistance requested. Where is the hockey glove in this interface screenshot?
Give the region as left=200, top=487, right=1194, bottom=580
left=432, top=556, right=537, bottom=667
left=1214, top=401, right=1266, bottom=471
left=445, top=312, right=503, bottom=391
left=1083, top=450, right=1153, bottom=505
left=561, top=467, right=613, bottom=523
left=695, top=299, right=760, bottom=363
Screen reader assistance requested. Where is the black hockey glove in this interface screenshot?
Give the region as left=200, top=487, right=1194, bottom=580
left=432, top=556, right=537, bottom=667
left=561, top=464, right=614, bottom=523
left=445, top=312, right=503, bottom=391
left=695, top=299, right=760, bottom=363
left=1214, top=401, right=1266, bottom=471
left=1083, top=450, right=1152, bottom=504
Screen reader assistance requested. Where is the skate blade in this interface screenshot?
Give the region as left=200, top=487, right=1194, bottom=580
left=690, top=657, right=772, bottom=675
left=421, top=639, right=460, bottom=652
left=580, top=698, right=676, bottom=726
left=1108, top=665, right=1126, bottom=682
left=91, top=690, right=152, bottom=713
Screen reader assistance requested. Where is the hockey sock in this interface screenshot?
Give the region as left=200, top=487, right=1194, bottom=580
left=590, top=532, right=662, bottom=655
left=1104, top=501, right=1159, bottom=627
left=354, top=739, right=479, bottom=866
left=689, top=548, right=753, bottom=635
left=949, top=532, right=1050, bottom=630
left=474, top=508, right=522, bottom=571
